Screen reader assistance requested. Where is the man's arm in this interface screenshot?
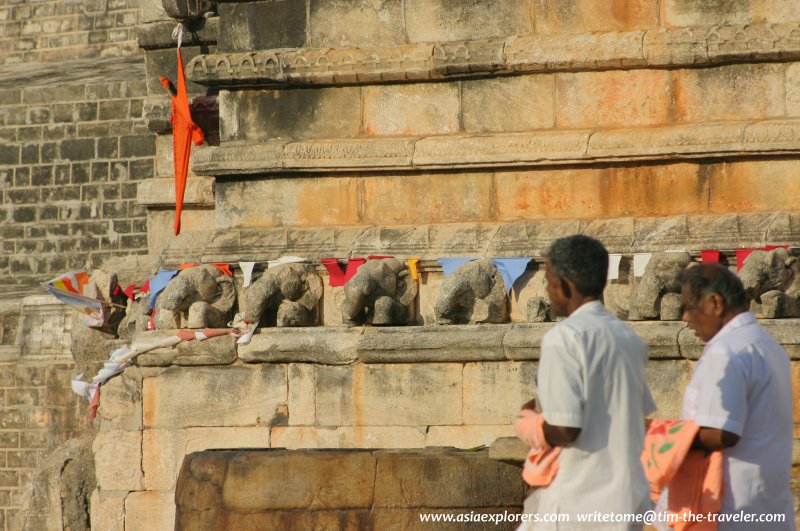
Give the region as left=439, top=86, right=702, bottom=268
left=543, top=421, right=581, bottom=447
left=692, top=427, right=740, bottom=451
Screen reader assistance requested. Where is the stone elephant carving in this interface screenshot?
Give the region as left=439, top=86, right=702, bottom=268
left=341, top=258, right=417, bottom=326
left=739, top=248, right=800, bottom=318
left=435, top=259, right=508, bottom=325
left=154, top=265, right=236, bottom=329
left=630, top=252, right=691, bottom=320
left=242, top=263, right=323, bottom=327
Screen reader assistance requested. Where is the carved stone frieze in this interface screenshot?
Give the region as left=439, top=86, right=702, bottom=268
left=190, top=119, right=800, bottom=176
left=187, top=22, right=800, bottom=88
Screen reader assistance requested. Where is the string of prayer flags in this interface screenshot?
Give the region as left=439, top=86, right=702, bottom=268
left=701, top=250, right=721, bottom=263
left=148, top=270, right=179, bottom=309
left=239, top=262, right=256, bottom=287
left=735, top=245, right=788, bottom=271
left=438, top=258, right=477, bottom=277
left=632, top=254, right=653, bottom=278
left=42, top=271, right=110, bottom=325
left=321, top=258, right=367, bottom=286
left=492, top=258, right=531, bottom=295
left=177, top=263, right=233, bottom=276
left=607, top=254, right=623, bottom=280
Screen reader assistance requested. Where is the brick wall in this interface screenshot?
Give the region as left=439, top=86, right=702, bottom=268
left=0, top=362, right=82, bottom=529
left=0, top=66, right=154, bottom=289
left=0, top=0, right=141, bottom=66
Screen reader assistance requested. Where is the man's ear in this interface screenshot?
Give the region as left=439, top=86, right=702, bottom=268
left=560, top=277, right=573, bottom=299
left=708, top=292, right=726, bottom=317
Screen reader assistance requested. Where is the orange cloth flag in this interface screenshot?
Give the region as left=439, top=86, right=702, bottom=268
left=514, top=409, right=561, bottom=487
left=642, top=420, right=724, bottom=530
left=160, top=47, right=204, bottom=236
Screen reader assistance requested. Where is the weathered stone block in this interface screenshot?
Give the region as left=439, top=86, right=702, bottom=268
left=555, top=69, right=671, bottom=128
left=374, top=449, right=525, bottom=508
left=144, top=46, right=210, bottom=97
left=224, top=87, right=362, bottom=142
left=673, top=64, right=785, bottom=123
left=143, top=427, right=270, bottom=491
left=98, top=369, right=142, bottom=432
left=463, top=362, right=536, bottom=424
left=284, top=138, right=416, bottom=170
left=92, top=430, right=142, bottom=491
left=495, top=168, right=605, bottom=221
left=142, top=365, right=287, bottom=428
left=373, top=508, right=521, bottom=530
left=354, top=364, right=462, bottom=426
left=462, top=75, right=554, bottom=133
left=90, top=490, right=126, bottom=531
left=425, top=425, right=518, bottom=448
left=308, top=0, right=405, bottom=48
left=488, top=436, right=527, bottom=464
left=533, top=0, right=658, bottom=33
left=224, top=511, right=372, bottom=530
left=270, top=426, right=427, bottom=449
left=357, top=325, right=507, bottom=363
left=646, top=360, right=694, bottom=419
left=287, top=364, right=316, bottom=426
left=404, top=0, right=535, bottom=42
left=222, top=450, right=377, bottom=510
left=662, top=0, right=800, bottom=26
left=362, top=83, right=460, bottom=136
left=218, top=0, right=307, bottom=52
left=125, top=491, right=175, bottom=531
left=362, top=172, right=494, bottom=225
left=315, top=365, right=356, bottom=426
left=215, top=176, right=361, bottom=228
left=634, top=321, right=682, bottom=358
left=708, top=160, right=800, bottom=214
left=136, top=333, right=238, bottom=366
left=502, top=323, right=546, bottom=360
left=137, top=177, right=215, bottom=207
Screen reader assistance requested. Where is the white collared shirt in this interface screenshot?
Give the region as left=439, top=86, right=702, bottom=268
left=530, top=300, right=655, bottom=529
left=681, top=312, right=795, bottom=530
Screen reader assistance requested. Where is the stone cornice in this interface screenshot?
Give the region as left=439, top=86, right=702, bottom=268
left=156, top=212, right=800, bottom=266
left=192, top=119, right=800, bottom=175
left=186, top=22, right=800, bottom=87
left=134, top=319, right=800, bottom=367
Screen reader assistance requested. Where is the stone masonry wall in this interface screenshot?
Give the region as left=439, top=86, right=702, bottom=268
left=0, top=297, right=81, bottom=531
left=0, top=0, right=167, bottom=528
left=0, top=0, right=150, bottom=66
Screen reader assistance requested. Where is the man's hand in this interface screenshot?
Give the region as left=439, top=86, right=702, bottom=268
left=692, top=427, right=740, bottom=451
left=542, top=421, right=581, bottom=447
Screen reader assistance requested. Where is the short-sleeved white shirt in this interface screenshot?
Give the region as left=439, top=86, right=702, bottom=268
left=681, top=312, right=795, bottom=530
left=529, top=301, right=656, bottom=529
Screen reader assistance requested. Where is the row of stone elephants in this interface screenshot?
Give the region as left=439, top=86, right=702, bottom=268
left=91, top=248, right=799, bottom=338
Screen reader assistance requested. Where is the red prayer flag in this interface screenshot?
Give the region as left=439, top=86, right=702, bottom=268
left=700, top=250, right=721, bottom=263
left=161, top=48, right=204, bottom=236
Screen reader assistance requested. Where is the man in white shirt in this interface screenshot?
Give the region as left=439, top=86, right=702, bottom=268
left=521, top=235, right=655, bottom=529
left=679, top=263, right=795, bottom=530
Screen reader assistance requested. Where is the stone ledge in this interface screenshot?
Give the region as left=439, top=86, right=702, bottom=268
left=133, top=320, right=800, bottom=366
left=137, top=18, right=219, bottom=50
left=156, top=213, right=800, bottom=266
left=137, top=177, right=216, bottom=207
left=191, top=119, right=800, bottom=175
left=186, top=22, right=800, bottom=88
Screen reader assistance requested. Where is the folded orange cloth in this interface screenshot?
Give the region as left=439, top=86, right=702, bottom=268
left=642, top=420, right=723, bottom=531
left=514, top=409, right=562, bottom=486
